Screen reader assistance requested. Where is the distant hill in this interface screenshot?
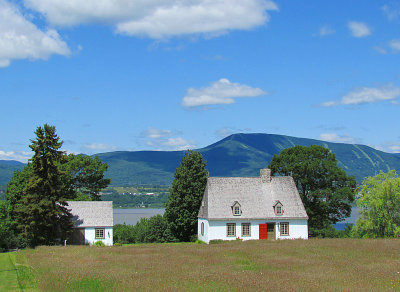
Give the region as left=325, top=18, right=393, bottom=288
left=95, top=133, right=400, bottom=185
left=0, top=160, right=24, bottom=186
left=1, top=133, right=400, bottom=186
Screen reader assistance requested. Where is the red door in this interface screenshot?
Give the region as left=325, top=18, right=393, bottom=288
left=259, top=224, right=267, bottom=239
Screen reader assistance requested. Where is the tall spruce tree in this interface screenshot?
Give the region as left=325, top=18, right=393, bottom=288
left=165, top=150, right=208, bottom=242
left=15, top=124, right=73, bottom=246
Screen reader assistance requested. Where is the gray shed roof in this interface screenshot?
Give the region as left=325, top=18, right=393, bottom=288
left=67, top=201, right=113, bottom=228
left=198, top=171, right=308, bottom=220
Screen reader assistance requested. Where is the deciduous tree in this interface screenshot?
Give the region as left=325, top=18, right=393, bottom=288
left=61, top=154, right=111, bottom=201
left=269, top=145, right=356, bottom=237
left=352, top=170, right=400, bottom=238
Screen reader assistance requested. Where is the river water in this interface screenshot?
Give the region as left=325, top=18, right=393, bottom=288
left=113, top=207, right=360, bottom=228
left=113, top=208, right=165, bottom=226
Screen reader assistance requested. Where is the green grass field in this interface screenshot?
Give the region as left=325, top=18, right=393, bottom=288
left=0, top=252, right=37, bottom=291
left=14, top=238, right=400, bottom=291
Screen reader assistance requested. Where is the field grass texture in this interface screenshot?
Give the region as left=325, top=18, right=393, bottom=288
left=20, top=238, right=400, bottom=291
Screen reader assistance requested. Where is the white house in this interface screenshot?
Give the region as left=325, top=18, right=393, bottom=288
left=67, top=201, right=113, bottom=246
left=197, top=169, right=308, bottom=243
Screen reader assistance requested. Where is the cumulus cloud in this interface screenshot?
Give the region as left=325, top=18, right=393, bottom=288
left=348, top=21, right=371, bottom=38
left=382, top=3, right=400, bottom=21
left=318, top=133, right=355, bottom=144
left=317, top=25, right=335, bottom=36
left=389, top=39, right=400, bottom=52
left=182, top=78, right=267, bottom=108
left=83, top=143, right=117, bottom=152
left=374, top=46, right=387, bottom=54
left=23, top=0, right=278, bottom=39
left=0, top=149, right=31, bottom=162
left=215, top=127, right=252, bottom=138
left=0, top=0, right=70, bottom=67
left=372, top=141, right=400, bottom=153
left=320, top=84, right=400, bottom=107
left=141, top=127, right=195, bottom=150
left=141, top=127, right=173, bottom=139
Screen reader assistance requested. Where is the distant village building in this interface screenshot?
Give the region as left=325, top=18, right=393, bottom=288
left=197, top=169, right=308, bottom=243
left=67, top=201, right=113, bottom=246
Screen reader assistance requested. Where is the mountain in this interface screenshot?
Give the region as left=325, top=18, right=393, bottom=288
left=95, top=133, right=400, bottom=185
left=1, top=133, right=400, bottom=186
left=0, top=160, right=24, bottom=186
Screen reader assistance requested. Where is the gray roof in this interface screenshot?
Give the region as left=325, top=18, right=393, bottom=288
left=198, top=174, right=308, bottom=220
left=67, top=201, right=113, bottom=227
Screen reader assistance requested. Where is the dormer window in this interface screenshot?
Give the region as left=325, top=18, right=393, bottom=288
left=273, top=201, right=284, bottom=216
left=232, top=201, right=242, bottom=216
left=234, top=206, right=240, bottom=215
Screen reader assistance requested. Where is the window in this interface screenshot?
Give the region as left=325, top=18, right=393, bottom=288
left=95, top=228, right=105, bottom=239
left=232, top=201, right=241, bottom=216
left=234, top=206, right=240, bottom=215
left=201, top=222, right=204, bottom=236
left=227, top=223, right=236, bottom=237
left=242, top=223, right=251, bottom=236
left=280, top=222, right=289, bottom=236
left=274, top=201, right=284, bottom=216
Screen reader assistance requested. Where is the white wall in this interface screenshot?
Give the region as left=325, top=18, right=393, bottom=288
left=197, top=218, right=209, bottom=243
left=198, top=219, right=308, bottom=243
left=84, top=227, right=113, bottom=246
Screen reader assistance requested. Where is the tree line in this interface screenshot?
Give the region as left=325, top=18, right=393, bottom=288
left=0, top=124, right=111, bottom=250
left=1, top=124, right=399, bottom=250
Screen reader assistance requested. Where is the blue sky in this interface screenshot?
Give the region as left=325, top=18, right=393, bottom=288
left=1, top=0, right=400, bottom=162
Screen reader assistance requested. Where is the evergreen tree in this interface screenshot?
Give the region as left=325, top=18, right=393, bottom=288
left=269, top=145, right=356, bottom=237
left=14, top=124, right=73, bottom=246
left=165, top=150, right=208, bottom=242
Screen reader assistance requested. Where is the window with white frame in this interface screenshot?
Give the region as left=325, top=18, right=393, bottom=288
left=241, top=223, right=251, bottom=236
left=276, top=206, right=282, bottom=215
left=280, top=222, right=289, bottom=236
left=232, top=201, right=242, bottom=216
left=234, top=206, right=240, bottom=215
left=95, top=228, right=105, bottom=239
left=227, top=223, right=236, bottom=237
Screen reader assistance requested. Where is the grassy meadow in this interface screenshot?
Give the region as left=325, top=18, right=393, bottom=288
left=11, top=238, right=400, bottom=291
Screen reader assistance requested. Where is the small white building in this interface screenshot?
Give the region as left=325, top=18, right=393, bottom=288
left=67, top=201, right=113, bottom=246
left=197, top=169, right=308, bottom=243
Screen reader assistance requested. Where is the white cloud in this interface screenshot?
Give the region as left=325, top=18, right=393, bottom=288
left=0, top=0, right=70, bottom=67
left=162, top=137, right=196, bottom=150
left=372, top=141, right=400, bottom=153
left=23, top=0, right=278, bottom=39
left=318, top=25, right=335, bottom=36
left=141, top=127, right=173, bottom=139
left=389, top=39, right=400, bottom=52
left=83, top=143, right=117, bottom=151
left=382, top=3, right=400, bottom=21
left=140, top=127, right=195, bottom=150
left=182, top=78, right=267, bottom=108
left=348, top=21, right=371, bottom=38
left=215, top=127, right=252, bottom=138
left=320, top=84, right=400, bottom=107
left=0, top=149, right=31, bottom=162
left=318, top=133, right=355, bottom=144
left=374, top=46, right=387, bottom=54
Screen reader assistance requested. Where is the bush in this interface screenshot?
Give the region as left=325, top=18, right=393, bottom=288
left=113, top=242, right=122, bottom=246
left=209, top=240, right=224, bottom=244
left=93, top=241, right=105, bottom=246
left=195, top=239, right=205, bottom=244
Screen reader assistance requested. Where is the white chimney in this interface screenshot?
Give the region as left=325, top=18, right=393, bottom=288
left=260, top=168, right=271, bottom=183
